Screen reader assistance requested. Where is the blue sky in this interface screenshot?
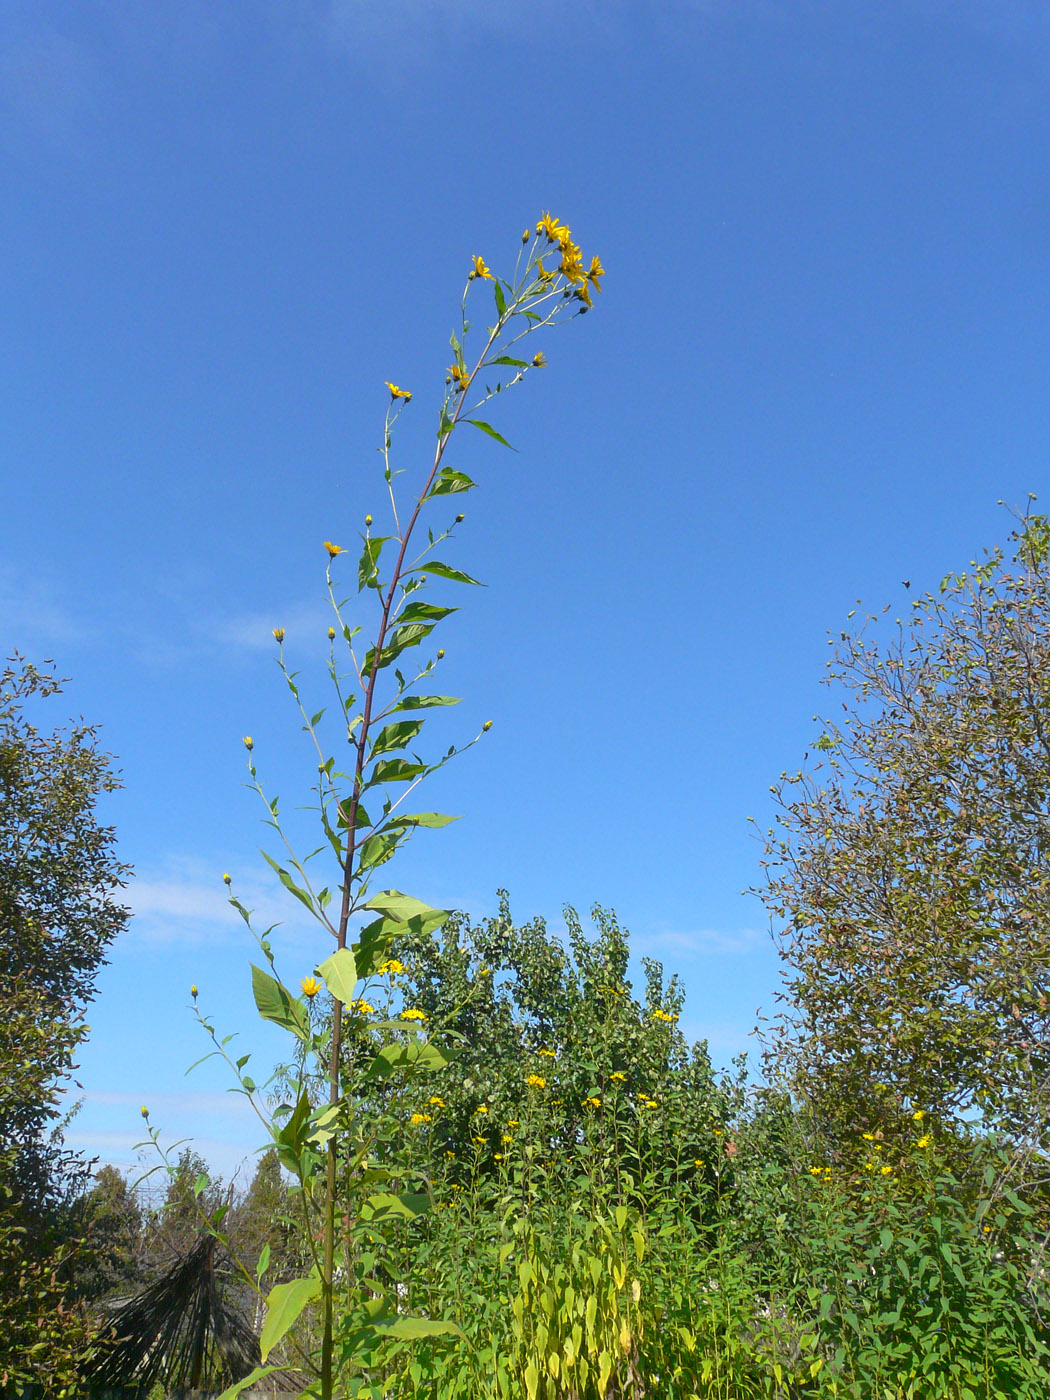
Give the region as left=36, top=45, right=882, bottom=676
left=5, top=0, right=1050, bottom=1183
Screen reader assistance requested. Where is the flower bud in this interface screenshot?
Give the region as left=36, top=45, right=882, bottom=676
left=522, top=228, right=530, bottom=243
left=243, top=736, right=253, bottom=751
left=191, top=985, right=198, bottom=999
left=455, top=514, right=465, bottom=523
left=437, top=649, right=445, bottom=659
left=327, top=627, right=336, bottom=640
left=140, top=1106, right=149, bottom=1119
left=365, top=515, right=372, bottom=527
left=272, top=627, right=285, bottom=644
left=483, top=720, right=493, bottom=731
left=223, top=872, right=231, bottom=885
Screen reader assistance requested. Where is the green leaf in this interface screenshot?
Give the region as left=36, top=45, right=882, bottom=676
left=275, top=1091, right=313, bottom=1171
left=396, top=601, right=457, bottom=625
left=418, top=561, right=484, bottom=586
left=367, top=757, right=427, bottom=785
left=260, top=1273, right=322, bottom=1361
left=493, top=281, right=507, bottom=317
left=357, top=829, right=402, bottom=871
left=365, top=623, right=435, bottom=678
left=316, top=946, right=358, bottom=1004
left=370, top=719, right=424, bottom=757
left=389, top=694, right=461, bottom=712
left=376, top=1316, right=464, bottom=1341
left=217, top=1365, right=292, bottom=1400
left=362, top=1191, right=431, bottom=1221
left=259, top=850, right=316, bottom=915
left=358, top=536, right=390, bottom=592
left=489, top=355, right=529, bottom=368
left=251, top=965, right=310, bottom=1041
left=364, top=889, right=447, bottom=926
left=256, top=1243, right=271, bottom=1281
left=384, top=812, right=459, bottom=829
left=365, top=1041, right=449, bottom=1080
left=438, top=408, right=455, bottom=440
left=426, top=469, right=476, bottom=499
left=467, top=419, right=515, bottom=450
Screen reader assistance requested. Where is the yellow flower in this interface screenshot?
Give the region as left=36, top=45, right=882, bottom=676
left=912, top=1109, right=925, bottom=1122
left=471, top=255, right=494, bottom=281
left=861, top=1132, right=874, bottom=1141
left=327, top=627, right=336, bottom=640
left=482, top=720, right=493, bottom=731
left=538, top=1048, right=556, bottom=1057
left=694, top=1158, right=705, bottom=1168
left=917, top=1134, right=932, bottom=1149
left=272, top=627, right=285, bottom=643
left=575, top=279, right=593, bottom=308
left=242, top=736, right=254, bottom=750
left=475, top=1104, right=488, bottom=1115
left=583, top=1096, right=601, bottom=1109
left=587, top=255, right=604, bottom=292
left=428, top=1096, right=445, bottom=1108
left=559, top=242, right=586, bottom=285
left=410, top=1113, right=432, bottom=1126
left=472, top=1135, right=486, bottom=1146
left=494, top=1152, right=503, bottom=1161
left=377, top=958, right=405, bottom=976
left=349, top=999, right=374, bottom=1015
left=400, top=1008, right=428, bottom=1021
left=501, top=1134, right=513, bottom=1144
left=611, top=1072, right=626, bottom=1082
left=651, top=1009, right=676, bottom=1023
left=448, top=363, right=467, bottom=386
left=532, top=351, right=547, bottom=368
left=140, top=1105, right=149, bottom=1119
left=301, top=977, right=321, bottom=999
left=880, top=1165, right=893, bottom=1175
left=536, top=211, right=565, bottom=242
left=535, top=255, right=554, bottom=281
left=507, top=1120, right=519, bottom=1128
left=526, top=1074, right=547, bottom=1089
left=385, top=382, right=412, bottom=400
left=223, top=873, right=231, bottom=884
left=323, top=541, right=344, bottom=557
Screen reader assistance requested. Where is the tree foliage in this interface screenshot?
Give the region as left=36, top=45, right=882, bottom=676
left=760, top=515, right=1050, bottom=1153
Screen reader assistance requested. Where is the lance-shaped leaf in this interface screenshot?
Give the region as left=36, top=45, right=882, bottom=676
left=383, top=812, right=459, bottom=830
left=369, top=718, right=424, bottom=757
left=260, top=1273, right=322, bottom=1361
left=396, top=601, right=457, bottom=626
left=389, top=693, right=461, bottom=712
left=364, top=888, right=447, bottom=927
left=251, top=965, right=310, bottom=1041
left=467, top=418, right=515, bottom=450
left=417, top=560, right=484, bottom=586
left=356, top=829, right=403, bottom=871
left=361, top=1191, right=431, bottom=1221
left=376, top=1317, right=464, bottom=1340
left=364, top=622, right=435, bottom=679
left=366, top=757, right=427, bottom=785
left=275, top=1090, right=312, bottom=1172
left=426, top=468, right=476, bottom=498
left=259, top=850, right=316, bottom=915
left=365, top=1040, right=450, bottom=1080
left=358, top=536, right=390, bottom=592
left=316, top=946, right=357, bottom=1004
left=488, top=355, right=529, bottom=368
left=217, top=1365, right=296, bottom=1400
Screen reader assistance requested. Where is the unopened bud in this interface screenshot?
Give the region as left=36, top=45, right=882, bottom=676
left=522, top=228, right=530, bottom=243
left=437, top=649, right=445, bottom=659
left=243, top=736, right=253, bottom=751
left=223, top=872, right=231, bottom=885
left=455, top=514, right=465, bottom=523
left=191, top=985, right=198, bottom=999
left=141, top=1106, right=149, bottom=1119
left=365, top=515, right=373, bottom=527
left=272, top=627, right=285, bottom=644
left=483, top=720, right=493, bottom=732
left=327, top=627, right=336, bottom=640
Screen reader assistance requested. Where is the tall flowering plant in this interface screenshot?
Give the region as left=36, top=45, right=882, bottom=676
left=143, top=216, right=602, bottom=1400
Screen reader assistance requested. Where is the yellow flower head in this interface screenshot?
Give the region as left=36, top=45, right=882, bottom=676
left=917, top=1134, right=932, bottom=1149
left=323, top=541, right=344, bottom=558
left=532, top=351, right=547, bottom=368
left=536, top=211, right=565, bottom=243
left=494, top=1152, right=503, bottom=1161
left=400, top=1008, right=428, bottom=1022
left=501, top=1133, right=513, bottom=1144
left=535, top=255, right=553, bottom=281
left=575, top=280, right=593, bottom=308
left=349, top=999, right=374, bottom=1015
left=526, top=1074, right=546, bottom=1089
left=694, top=1158, right=705, bottom=1168
left=472, top=1135, right=486, bottom=1146
left=223, top=872, right=231, bottom=884
left=611, top=1072, right=627, bottom=1082
left=861, top=1132, right=874, bottom=1141
left=428, top=1096, right=445, bottom=1108
left=242, top=736, right=254, bottom=750
left=537, top=1048, right=556, bottom=1057
left=475, top=1104, right=488, bottom=1115
left=272, top=627, right=285, bottom=644
left=141, top=1105, right=149, bottom=1119
left=385, top=382, right=412, bottom=400
left=584, top=1096, right=601, bottom=1109
left=410, top=1113, right=432, bottom=1126
left=880, top=1164, right=893, bottom=1175
left=301, top=977, right=321, bottom=999
left=471, top=256, right=494, bottom=281
left=651, top=1009, right=677, bottom=1023
left=377, top=958, right=405, bottom=976
left=559, top=242, right=586, bottom=285
left=912, top=1109, right=925, bottom=1122
left=587, top=255, right=604, bottom=292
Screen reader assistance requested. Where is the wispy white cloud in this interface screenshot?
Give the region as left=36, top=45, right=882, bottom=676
left=637, top=926, right=767, bottom=956
left=0, top=564, right=98, bottom=651
left=126, top=856, right=319, bottom=946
